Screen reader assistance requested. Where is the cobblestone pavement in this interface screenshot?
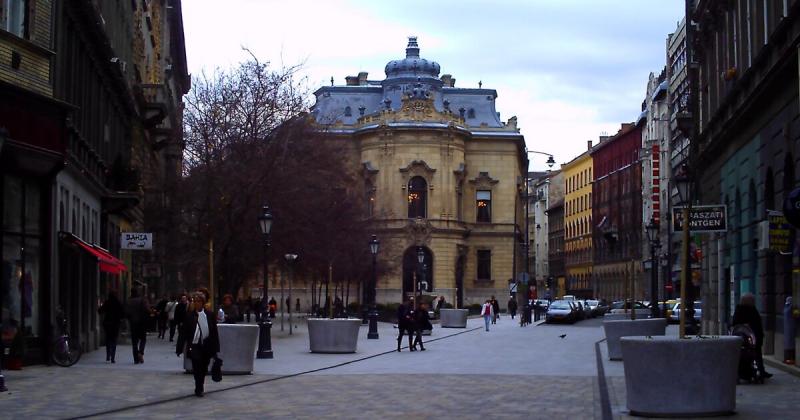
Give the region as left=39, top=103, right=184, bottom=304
left=1, top=314, right=798, bottom=419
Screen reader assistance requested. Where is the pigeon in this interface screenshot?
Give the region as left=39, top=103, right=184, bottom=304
left=559, top=334, right=567, bottom=339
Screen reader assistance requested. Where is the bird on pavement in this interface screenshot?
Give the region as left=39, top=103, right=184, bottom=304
left=559, top=334, right=567, bottom=339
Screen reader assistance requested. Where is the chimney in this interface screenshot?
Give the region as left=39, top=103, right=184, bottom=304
left=358, top=72, right=368, bottom=86
left=587, top=140, right=593, bottom=150
left=345, top=75, right=358, bottom=86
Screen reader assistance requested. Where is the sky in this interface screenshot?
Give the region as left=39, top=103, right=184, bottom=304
left=182, top=0, right=685, bottom=171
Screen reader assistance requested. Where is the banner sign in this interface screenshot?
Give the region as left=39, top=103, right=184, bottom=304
left=121, top=232, right=153, bottom=250
left=672, top=205, right=727, bottom=233
left=768, top=210, right=792, bottom=254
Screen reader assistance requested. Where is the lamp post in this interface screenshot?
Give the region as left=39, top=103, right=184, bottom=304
left=674, top=165, right=694, bottom=338
left=256, top=205, right=274, bottom=359
left=416, top=247, right=425, bottom=311
left=284, top=253, right=298, bottom=336
left=368, top=235, right=380, bottom=339
left=646, top=218, right=662, bottom=319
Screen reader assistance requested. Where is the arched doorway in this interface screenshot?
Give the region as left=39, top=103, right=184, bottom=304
left=402, top=246, right=433, bottom=298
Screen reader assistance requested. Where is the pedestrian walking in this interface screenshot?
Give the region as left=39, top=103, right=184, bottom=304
left=165, top=296, right=177, bottom=337
left=412, top=302, right=432, bottom=351
left=268, top=297, right=277, bottom=319
left=98, top=291, right=124, bottom=363
left=522, top=301, right=532, bottom=326
left=221, top=294, right=239, bottom=324
left=481, top=300, right=493, bottom=331
left=244, top=298, right=252, bottom=323
left=171, top=294, right=187, bottom=342
left=125, top=287, right=150, bottom=364
left=295, top=298, right=301, bottom=314
left=490, top=295, right=500, bottom=324
left=508, top=296, right=518, bottom=320
left=732, top=293, right=773, bottom=378
left=396, top=297, right=415, bottom=351
left=155, top=296, right=169, bottom=339
left=176, top=292, right=220, bottom=397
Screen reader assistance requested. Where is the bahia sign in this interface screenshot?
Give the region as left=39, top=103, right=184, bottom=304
left=121, top=232, right=153, bottom=250
left=671, top=205, right=727, bottom=233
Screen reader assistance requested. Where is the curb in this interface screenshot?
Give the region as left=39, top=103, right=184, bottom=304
left=764, top=357, right=800, bottom=379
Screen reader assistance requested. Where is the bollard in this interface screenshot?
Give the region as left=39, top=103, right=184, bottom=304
left=256, top=320, right=273, bottom=359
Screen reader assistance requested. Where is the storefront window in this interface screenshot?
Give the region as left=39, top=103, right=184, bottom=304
left=1, top=175, right=41, bottom=337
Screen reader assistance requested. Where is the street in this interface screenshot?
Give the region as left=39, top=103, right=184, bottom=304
left=1, top=315, right=798, bottom=419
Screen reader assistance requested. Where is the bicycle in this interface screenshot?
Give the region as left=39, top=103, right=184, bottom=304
left=51, top=315, right=82, bottom=367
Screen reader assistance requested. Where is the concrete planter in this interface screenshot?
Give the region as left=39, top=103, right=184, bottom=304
left=603, top=318, right=666, bottom=361
left=184, top=324, right=259, bottom=374
left=621, top=336, right=741, bottom=417
left=440, top=309, right=468, bottom=328
left=307, top=318, right=361, bottom=353
left=608, top=309, right=651, bottom=318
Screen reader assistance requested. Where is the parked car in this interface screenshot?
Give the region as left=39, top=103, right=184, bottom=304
left=546, top=300, right=576, bottom=324
left=609, top=300, right=648, bottom=311
left=662, top=299, right=679, bottom=321
left=562, top=295, right=576, bottom=301
left=669, top=301, right=702, bottom=323
left=584, top=299, right=603, bottom=317
left=572, top=301, right=586, bottom=320
left=532, top=299, right=550, bottom=311
left=580, top=300, right=594, bottom=318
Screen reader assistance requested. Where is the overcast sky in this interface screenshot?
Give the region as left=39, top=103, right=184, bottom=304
left=183, top=0, right=684, bottom=171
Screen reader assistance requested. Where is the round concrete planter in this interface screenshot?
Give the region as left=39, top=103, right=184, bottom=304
left=307, top=318, right=361, bottom=353
left=603, top=318, right=666, bottom=361
left=620, top=336, right=742, bottom=417
left=183, top=324, right=259, bottom=374
left=439, top=309, right=468, bottom=328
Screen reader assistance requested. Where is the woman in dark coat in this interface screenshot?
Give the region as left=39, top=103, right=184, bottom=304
left=176, top=292, right=221, bottom=397
left=412, top=302, right=432, bottom=351
left=732, top=293, right=772, bottom=378
left=98, top=291, right=124, bottom=363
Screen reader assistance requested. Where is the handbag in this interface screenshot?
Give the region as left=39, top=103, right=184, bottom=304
left=211, top=357, right=223, bottom=382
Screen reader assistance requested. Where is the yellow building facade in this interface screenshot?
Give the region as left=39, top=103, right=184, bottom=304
left=312, top=38, right=527, bottom=307
left=561, top=147, right=593, bottom=298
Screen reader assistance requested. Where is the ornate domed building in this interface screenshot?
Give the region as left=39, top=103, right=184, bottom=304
left=312, top=37, right=527, bottom=307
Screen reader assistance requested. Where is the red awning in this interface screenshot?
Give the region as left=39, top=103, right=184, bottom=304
left=72, top=238, right=127, bottom=275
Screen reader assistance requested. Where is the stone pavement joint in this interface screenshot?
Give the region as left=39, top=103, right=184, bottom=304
left=71, top=325, right=483, bottom=419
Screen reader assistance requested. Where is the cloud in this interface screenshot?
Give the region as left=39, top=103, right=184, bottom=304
left=183, top=0, right=685, bottom=171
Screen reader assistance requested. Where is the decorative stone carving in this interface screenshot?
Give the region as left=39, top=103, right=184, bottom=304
left=468, top=171, right=499, bottom=189
left=405, top=218, right=433, bottom=246
left=454, top=163, right=466, bottom=194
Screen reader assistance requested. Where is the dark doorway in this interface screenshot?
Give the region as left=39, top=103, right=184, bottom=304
left=402, top=246, right=433, bottom=298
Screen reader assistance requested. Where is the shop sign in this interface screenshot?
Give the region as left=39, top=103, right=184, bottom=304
left=672, top=205, right=727, bottom=233
left=768, top=210, right=792, bottom=254
left=121, top=232, right=152, bottom=250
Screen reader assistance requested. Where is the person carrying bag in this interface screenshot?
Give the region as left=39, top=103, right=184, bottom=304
left=177, top=292, right=222, bottom=397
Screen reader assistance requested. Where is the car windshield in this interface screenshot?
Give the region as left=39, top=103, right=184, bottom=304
left=550, top=302, right=571, bottom=310
left=586, top=300, right=599, bottom=306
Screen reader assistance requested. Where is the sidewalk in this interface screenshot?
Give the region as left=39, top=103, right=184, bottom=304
left=599, top=325, right=800, bottom=419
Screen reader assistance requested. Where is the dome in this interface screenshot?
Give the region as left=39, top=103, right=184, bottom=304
left=384, top=36, right=441, bottom=80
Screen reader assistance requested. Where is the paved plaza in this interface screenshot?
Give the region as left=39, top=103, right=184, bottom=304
left=1, top=315, right=798, bottom=419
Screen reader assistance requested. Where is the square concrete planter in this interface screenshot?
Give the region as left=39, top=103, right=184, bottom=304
left=184, top=324, right=259, bottom=374
left=620, top=336, right=742, bottom=417
left=439, top=309, right=468, bottom=328
left=603, top=318, right=666, bottom=361
left=307, top=318, right=361, bottom=353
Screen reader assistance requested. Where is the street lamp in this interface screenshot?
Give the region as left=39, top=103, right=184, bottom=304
left=416, top=247, right=425, bottom=310
left=368, top=235, right=380, bottom=339
left=645, top=217, right=661, bottom=319
left=256, top=205, right=274, bottom=359
left=527, top=150, right=556, bottom=168
left=673, top=164, right=695, bottom=337
left=284, top=253, right=298, bottom=336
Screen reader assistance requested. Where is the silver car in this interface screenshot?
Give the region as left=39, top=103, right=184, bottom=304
left=670, top=301, right=702, bottom=323
left=546, top=300, right=576, bottom=324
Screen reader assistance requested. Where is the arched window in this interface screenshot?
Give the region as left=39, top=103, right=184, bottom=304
left=407, top=176, right=427, bottom=218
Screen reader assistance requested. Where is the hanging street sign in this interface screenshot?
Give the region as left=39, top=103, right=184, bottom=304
left=671, top=205, right=727, bottom=233
left=121, top=232, right=153, bottom=250
left=767, top=210, right=792, bottom=254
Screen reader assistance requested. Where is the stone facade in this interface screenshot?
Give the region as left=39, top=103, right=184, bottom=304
left=311, top=38, right=527, bottom=308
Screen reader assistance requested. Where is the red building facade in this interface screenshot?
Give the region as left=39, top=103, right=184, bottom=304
left=591, top=123, right=644, bottom=300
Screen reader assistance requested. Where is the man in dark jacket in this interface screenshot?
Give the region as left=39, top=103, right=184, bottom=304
left=732, top=293, right=772, bottom=378
left=171, top=294, right=188, bottom=341
left=508, top=297, right=518, bottom=320
left=125, top=287, right=150, bottom=364
left=412, top=302, right=432, bottom=351
left=176, top=292, right=220, bottom=397
left=396, top=297, right=414, bottom=352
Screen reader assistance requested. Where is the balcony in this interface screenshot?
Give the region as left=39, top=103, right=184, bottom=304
left=136, top=83, right=177, bottom=149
